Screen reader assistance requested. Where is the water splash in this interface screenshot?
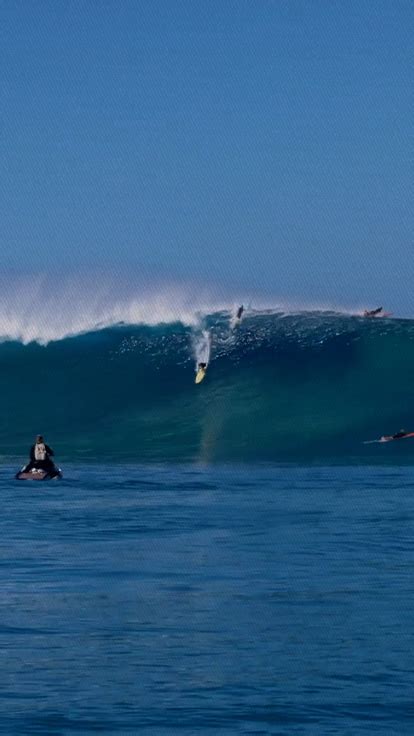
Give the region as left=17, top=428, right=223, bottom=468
left=192, top=328, right=211, bottom=369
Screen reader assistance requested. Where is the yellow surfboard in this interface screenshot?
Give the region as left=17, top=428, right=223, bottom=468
left=195, top=366, right=206, bottom=384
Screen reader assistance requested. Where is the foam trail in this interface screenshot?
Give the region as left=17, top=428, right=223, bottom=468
left=193, top=329, right=211, bottom=369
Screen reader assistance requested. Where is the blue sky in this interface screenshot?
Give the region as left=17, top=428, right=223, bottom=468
left=0, top=1, right=412, bottom=313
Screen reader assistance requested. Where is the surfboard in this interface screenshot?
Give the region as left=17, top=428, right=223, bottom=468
left=363, top=432, right=414, bottom=444
left=195, top=367, right=206, bottom=384
left=363, top=439, right=389, bottom=444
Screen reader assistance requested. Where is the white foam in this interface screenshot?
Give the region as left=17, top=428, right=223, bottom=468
left=0, top=270, right=235, bottom=345
left=0, top=268, right=366, bottom=345
left=192, top=329, right=211, bottom=369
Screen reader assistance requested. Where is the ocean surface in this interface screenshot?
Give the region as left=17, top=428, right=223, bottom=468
left=1, top=310, right=414, bottom=462
left=1, top=463, right=413, bottom=735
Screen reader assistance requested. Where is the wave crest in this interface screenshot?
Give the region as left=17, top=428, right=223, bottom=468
left=0, top=269, right=366, bottom=345
left=0, top=270, right=237, bottom=344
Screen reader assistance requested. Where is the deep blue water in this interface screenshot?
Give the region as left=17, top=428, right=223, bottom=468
left=1, top=464, right=413, bottom=735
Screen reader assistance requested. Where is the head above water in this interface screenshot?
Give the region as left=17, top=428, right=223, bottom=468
left=36, top=434, right=44, bottom=443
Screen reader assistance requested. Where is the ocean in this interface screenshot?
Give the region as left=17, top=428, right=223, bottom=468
left=1, top=310, right=413, bottom=734
left=1, top=464, right=413, bottom=734
left=1, top=310, right=414, bottom=461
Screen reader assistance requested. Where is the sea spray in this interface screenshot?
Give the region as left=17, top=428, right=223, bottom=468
left=0, top=270, right=238, bottom=345
left=0, top=268, right=362, bottom=345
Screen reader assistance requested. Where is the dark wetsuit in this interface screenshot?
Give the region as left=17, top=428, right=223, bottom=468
left=392, top=431, right=408, bottom=440
left=24, top=444, right=55, bottom=473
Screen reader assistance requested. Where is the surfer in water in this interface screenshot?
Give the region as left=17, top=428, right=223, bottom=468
left=363, top=307, right=384, bottom=318
left=380, top=429, right=413, bottom=442
left=23, top=435, right=56, bottom=473
left=230, top=304, right=244, bottom=331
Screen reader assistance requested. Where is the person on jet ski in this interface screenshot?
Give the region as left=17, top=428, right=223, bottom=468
left=23, top=435, right=56, bottom=473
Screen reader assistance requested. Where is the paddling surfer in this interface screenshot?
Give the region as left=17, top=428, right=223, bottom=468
left=380, top=429, right=412, bottom=442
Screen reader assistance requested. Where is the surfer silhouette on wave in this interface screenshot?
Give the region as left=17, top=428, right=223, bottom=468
left=363, top=307, right=383, bottom=318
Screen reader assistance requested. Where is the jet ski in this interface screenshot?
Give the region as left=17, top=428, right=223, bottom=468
left=15, top=465, right=63, bottom=481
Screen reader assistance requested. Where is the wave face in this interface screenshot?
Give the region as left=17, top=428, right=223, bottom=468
left=1, top=311, right=413, bottom=463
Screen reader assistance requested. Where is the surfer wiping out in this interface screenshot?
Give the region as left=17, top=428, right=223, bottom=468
left=363, top=307, right=383, bottom=318
left=229, top=304, right=244, bottom=331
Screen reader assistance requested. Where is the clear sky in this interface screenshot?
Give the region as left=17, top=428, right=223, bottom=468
left=1, top=1, right=412, bottom=313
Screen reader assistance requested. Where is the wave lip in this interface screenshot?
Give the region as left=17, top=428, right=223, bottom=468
left=0, top=269, right=374, bottom=345
left=0, top=277, right=232, bottom=345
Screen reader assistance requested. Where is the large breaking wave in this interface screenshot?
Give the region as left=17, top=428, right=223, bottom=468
left=0, top=305, right=413, bottom=463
